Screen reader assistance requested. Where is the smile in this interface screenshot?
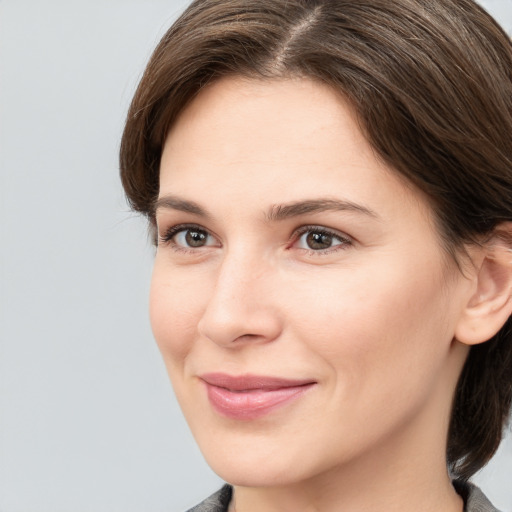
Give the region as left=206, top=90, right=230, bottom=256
left=200, top=373, right=316, bottom=420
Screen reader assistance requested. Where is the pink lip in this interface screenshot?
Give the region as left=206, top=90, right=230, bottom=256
left=200, top=373, right=316, bottom=420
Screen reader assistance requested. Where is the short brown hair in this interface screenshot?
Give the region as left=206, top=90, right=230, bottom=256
left=120, top=0, right=512, bottom=480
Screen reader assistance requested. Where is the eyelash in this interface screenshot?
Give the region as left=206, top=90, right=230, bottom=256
left=158, top=223, right=217, bottom=253
left=291, top=225, right=353, bottom=255
left=158, top=223, right=353, bottom=255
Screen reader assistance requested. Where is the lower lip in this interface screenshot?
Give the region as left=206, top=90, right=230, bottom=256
left=203, top=382, right=315, bottom=420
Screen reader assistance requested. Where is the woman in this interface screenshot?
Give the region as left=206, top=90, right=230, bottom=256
left=120, top=0, right=512, bottom=510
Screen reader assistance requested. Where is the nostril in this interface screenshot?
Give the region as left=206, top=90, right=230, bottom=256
left=233, top=333, right=260, bottom=342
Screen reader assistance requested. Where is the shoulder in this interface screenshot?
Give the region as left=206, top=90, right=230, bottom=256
left=453, top=480, right=502, bottom=512
left=186, top=485, right=233, bottom=512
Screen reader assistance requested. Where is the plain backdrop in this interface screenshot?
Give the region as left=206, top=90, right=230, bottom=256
left=1, top=1, right=511, bottom=511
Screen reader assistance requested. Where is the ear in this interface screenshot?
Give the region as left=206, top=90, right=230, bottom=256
left=455, top=223, right=512, bottom=346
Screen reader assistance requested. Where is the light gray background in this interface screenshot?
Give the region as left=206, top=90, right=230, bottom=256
left=1, top=1, right=511, bottom=511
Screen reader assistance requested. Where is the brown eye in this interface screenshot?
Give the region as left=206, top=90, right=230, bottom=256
left=184, top=229, right=208, bottom=247
left=161, top=225, right=218, bottom=249
left=305, top=231, right=334, bottom=250
left=294, top=227, right=351, bottom=252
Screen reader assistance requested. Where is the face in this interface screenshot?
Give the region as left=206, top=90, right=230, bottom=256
left=151, top=77, right=472, bottom=488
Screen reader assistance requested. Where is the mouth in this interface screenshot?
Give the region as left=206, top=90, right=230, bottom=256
left=199, top=373, right=316, bottom=420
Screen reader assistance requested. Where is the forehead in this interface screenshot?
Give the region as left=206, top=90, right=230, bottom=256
left=164, top=76, right=360, bottom=153
left=163, top=78, right=370, bottom=185
left=161, top=76, right=428, bottom=217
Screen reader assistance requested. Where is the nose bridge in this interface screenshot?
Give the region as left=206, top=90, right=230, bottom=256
left=220, top=246, right=266, bottom=293
left=197, top=245, right=281, bottom=346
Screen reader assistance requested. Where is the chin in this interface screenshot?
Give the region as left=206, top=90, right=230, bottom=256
left=208, top=455, right=303, bottom=488
left=197, top=429, right=346, bottom=491
left=195, top=433, right=309, bottom=487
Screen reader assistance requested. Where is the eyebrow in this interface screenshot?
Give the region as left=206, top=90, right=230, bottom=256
left=153, top=195, right=210, bottom=218
left=153, top=195, right=379, bottom=221
left=267, top=198, right=379, bottom=221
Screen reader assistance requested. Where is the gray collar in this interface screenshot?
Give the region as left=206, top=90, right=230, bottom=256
left=454, top=481, right=501, bottom=512
left=187, top=481, right=500, bottom=512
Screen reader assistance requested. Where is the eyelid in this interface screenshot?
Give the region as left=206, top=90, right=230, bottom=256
left=158, top=223, right=220, bottom=248
left=290, top=225, right=353, bottom=252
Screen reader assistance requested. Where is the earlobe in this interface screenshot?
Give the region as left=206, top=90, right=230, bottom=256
left=455, top=224, right=512, bottom=346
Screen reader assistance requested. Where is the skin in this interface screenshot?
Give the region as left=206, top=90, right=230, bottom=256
left=151, top=76, right=478, bottom=512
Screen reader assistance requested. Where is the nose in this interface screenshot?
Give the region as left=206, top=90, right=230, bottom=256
left=197, top=252, right=282, bottom=347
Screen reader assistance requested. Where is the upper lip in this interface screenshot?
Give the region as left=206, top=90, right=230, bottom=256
left=199, top=373, right=316, bottom=391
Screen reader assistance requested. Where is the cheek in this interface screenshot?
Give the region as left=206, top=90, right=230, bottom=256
left=149, top=261, right=208, bottom=364
left=287, top=260, right=455, bottom=392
